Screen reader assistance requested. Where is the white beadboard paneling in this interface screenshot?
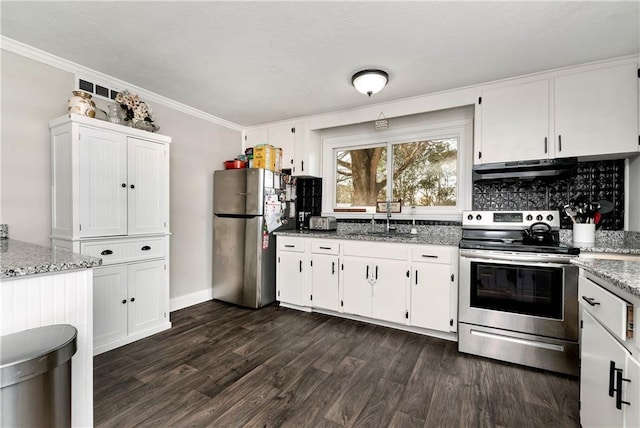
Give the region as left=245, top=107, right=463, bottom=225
left=0, top=269, right=94, bottom=428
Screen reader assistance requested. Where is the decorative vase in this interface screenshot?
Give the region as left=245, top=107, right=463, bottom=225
left=67, top=90, right=96, bottom=118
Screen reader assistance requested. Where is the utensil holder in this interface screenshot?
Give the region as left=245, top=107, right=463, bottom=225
left=573, top=223, right=595, bottom=246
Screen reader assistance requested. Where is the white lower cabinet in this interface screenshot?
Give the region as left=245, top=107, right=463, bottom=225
left=277, top=236, right=457, bottom=338
left=410, top=246, right=458, bottom=333
left=342, top=256, right=408, bottom=323
left=276, top=237, right=307, bottom=307
left=370, top=259, right=409, bottom=324
left=342, top=257, right=374, bottom=318
left=93, top=259, right=168, bottom=355
left=310, top=241, right=340, bottom=311
left=277, top=251, right=306, bottom=306
left=579, top=272, right=639, bottom=428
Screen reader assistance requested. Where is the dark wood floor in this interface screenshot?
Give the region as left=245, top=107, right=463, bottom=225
left=94, top=300, right=580, bottom=427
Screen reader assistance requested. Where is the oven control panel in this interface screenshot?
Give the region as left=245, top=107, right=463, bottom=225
left=462, top=210, right=560, bottom=229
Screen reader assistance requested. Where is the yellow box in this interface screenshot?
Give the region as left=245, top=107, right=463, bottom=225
left=253, top=144, right=275, bottom=171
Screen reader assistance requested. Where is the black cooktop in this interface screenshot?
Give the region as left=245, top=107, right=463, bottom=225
left=459, top=229, right=580, bottom=255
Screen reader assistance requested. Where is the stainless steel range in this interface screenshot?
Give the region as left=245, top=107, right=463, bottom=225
left=458, top=210, right=580, bottom=376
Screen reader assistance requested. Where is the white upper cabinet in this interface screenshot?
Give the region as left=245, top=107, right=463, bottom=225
left=554, top=63, right=638, bottom=158
left=292, top=120, right=321, bottom=177
left=267, top=124, right=295, bottom=169
left=127, top=138, right=169, bottom=235
left=479, top=79, right=551, bottom=163
left=243, top=119, right=321, bottom=176
left=243, top=128, right=268, bottom=148
left=50, top=114, right=171, bottom=240
left=78, top=127, right=128, bottom=237
left=477, top=60, right=639, bottom=164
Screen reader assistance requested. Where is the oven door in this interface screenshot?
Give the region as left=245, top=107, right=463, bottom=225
left=459, top=250, right=579, bottom=341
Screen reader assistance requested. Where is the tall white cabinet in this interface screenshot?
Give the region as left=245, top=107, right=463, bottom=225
left=50, top=114, right=172, bottom=355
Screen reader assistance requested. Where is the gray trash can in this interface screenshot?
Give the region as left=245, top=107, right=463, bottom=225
left=1, top=324, right=77, bottom=427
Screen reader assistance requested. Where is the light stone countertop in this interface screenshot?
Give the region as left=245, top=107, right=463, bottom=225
left=571, top=257, right=640, bottom=298
left=0, top=239, right=102, bottom=279
left=275, top=226, right=462, bottom=246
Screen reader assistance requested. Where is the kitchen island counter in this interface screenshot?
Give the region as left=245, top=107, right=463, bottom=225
left=572, top=257, right=640, bottom=299
left=275, top=226, right=461, bottom=246
left=0, top=239, right=101, bottom=279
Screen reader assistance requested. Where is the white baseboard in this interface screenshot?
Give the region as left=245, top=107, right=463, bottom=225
left=170, top=288, right=213, bottom=312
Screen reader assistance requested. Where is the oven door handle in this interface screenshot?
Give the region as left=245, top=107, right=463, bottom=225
left=460, top=250, right=572, bottom=267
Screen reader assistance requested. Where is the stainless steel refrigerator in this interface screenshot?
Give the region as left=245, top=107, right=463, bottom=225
left=212, top=168, right=288, bottom=308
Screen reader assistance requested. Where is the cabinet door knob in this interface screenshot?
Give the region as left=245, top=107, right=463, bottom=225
left=130, top=184, right=135, bottom=189
left=121, top=183, right=127, bottom=188
left=141, top=245, right=151, bottom=251
left=100, top=249, right=113, bottom=256
left=121, top=299, right=127, bottom=304
left=130, top=297, right=135, bottom=302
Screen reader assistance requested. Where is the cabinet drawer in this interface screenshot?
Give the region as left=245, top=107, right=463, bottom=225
left=127, top=237, right=165, bottom=261
left=579, top=275, right=632, bottom=342
left=81, top=237, right=166, bottom=265
left=311, top=241, right=339, bottom=255
left=278, top=237, right=305, bottom=252
left=81, top=241, right=129, bottom=265
left=411, top=246, right=452, bottom=264
left=343, top=241, right=408, bottom=260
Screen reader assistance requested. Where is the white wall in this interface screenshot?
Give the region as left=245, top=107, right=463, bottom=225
left=0, top=49, right=241, bottom=304
left=1, top=50, right=73, bottom=245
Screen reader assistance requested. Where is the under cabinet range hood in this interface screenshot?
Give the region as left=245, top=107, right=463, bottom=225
left=473, top=158, right=578, bottom=182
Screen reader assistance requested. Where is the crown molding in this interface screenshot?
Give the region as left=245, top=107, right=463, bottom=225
left=1, top=36, right=243, bottom=132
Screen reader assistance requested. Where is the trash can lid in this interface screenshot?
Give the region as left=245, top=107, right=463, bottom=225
left=1, top=324, right=77, bottom=388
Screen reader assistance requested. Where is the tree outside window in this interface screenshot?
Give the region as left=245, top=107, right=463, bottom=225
left=335, top=138, right=457, bottom=209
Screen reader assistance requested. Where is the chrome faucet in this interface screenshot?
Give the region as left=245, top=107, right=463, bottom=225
left=386, top=200, right=392, bottom=232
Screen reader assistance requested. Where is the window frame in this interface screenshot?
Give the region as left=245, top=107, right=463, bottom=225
left=322, top=118, right=473, bottom=221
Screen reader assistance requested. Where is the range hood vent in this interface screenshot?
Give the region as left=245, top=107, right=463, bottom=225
left=473, top=158, right=578, bottom=182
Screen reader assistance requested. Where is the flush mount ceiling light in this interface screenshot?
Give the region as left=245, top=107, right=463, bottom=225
left=352, top=69, right=389, bottom=97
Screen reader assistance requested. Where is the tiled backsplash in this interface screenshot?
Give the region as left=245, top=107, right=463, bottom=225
left=473, top=159, right=625, bottom=230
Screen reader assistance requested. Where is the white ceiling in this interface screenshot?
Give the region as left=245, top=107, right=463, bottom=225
left=1, top=1, right=639, bottom=128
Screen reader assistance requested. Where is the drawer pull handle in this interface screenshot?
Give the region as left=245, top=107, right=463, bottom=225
left=582, top=296, right=600, bottom=306
left=141, top=245, right=151, bottom=251
left=100, top=249, right=113, bottom=256
left=615, top=369, right=632, bottom=409
left=609, top=361, right=617, bottom=397
left=284, top=245, right=295, bottom=248
left=421, top=254, right=438, bottom=258
left=319, top=246, right=332, bottom=250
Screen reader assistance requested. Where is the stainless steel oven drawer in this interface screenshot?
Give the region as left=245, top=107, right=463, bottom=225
left=458, top=323, right=579, bottom=376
